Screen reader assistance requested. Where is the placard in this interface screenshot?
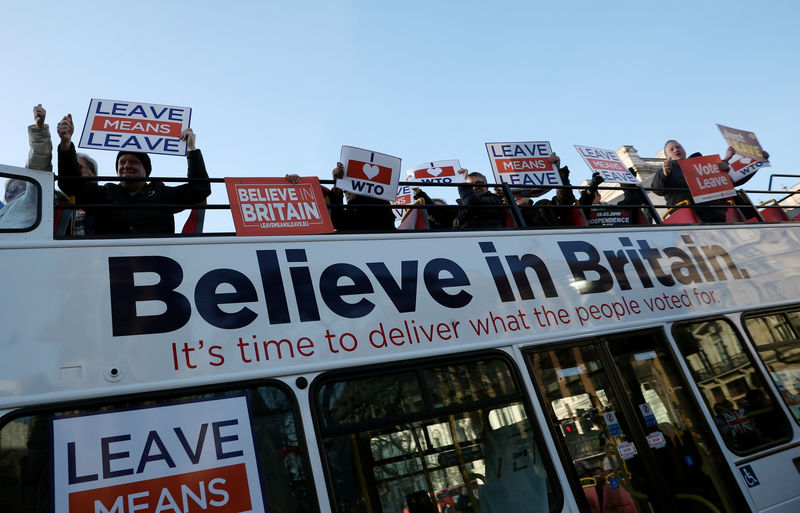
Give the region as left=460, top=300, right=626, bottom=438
left=717, top=124, right=768, bottom=160
left=574, top=145, right=639, bottom=184
left=51, top=395, right=265, bottom=513
left=405, top=160, right=464, bottom=184
left=728, top=154, right=771, bottom=183
left=679, top=155, right=736, bottom=203
left=225, top=177, right=334, bottom=236
left=393, top=185, right=415, bottom=219
left=339, top=146, right=401, bottom=202
left=485, top=141, right=562, bottom=187
left=79, top=99, right=191, bottom=156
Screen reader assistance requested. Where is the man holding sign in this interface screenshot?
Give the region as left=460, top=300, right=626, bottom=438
left=652, top=139, right=735, bottom=223
left=330, top=162, right=395, bottom=231
left=56, top=113, right=211, bottom=234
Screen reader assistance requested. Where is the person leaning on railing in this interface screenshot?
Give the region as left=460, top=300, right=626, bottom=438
left=55, top=114, right=211, bottom=235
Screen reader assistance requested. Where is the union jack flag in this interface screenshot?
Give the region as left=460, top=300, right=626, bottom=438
left=724, top=409, right=755, bottom=434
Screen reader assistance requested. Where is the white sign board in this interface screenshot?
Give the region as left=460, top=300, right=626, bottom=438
left=51, top=395, right=265, bottom=513
left=485, top=141, right=562, bottom=187
left=405, top=160, right=464, bottom=184
left=79, top=99, right=192, bottom=156
left=574, top=145, right=639, bottom=184
left=728, top=154, right=771, bottom=183
left=339, top=146, right=401, bottom=201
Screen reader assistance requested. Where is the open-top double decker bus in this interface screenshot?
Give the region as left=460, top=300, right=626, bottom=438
left=1, top=162, right=799, bottom=513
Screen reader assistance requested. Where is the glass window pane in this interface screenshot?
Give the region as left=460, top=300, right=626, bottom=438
left=0, top=385, right=317, bottom=513
left=0, top=175, right=40, bottom=230
left=674, top=319, right=792, bottom=454
left=318, top=358, right=559, bottom=513
left=318, top=372, right=424, bottom=427
left=745, top=311, right=800, bottom=425
left=423, top=359, right=517, bottom=408
left=745, top=314, right=797, bottom=346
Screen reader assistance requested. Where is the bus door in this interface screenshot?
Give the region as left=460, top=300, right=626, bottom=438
left=525, top=329, right=748, bottom=513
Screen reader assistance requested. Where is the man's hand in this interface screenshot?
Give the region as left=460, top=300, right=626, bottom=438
left=332, top=162, right=345, bottom=180
left=33, top=104, right=46, bottom=127
left=57, top=114, right=74, bottom=149
left=719, top=159, right=730, bottom=172
left=457, top=167, right=468, bottom=176
left=285, top=173, right=300, bottom=184
left=723, top=145, right=735, bottom=162
left=549, top=152, right=561, bottom=169
left=662, top=158, right=673, bottom=176
left=180, top=128, right=196, bottom=151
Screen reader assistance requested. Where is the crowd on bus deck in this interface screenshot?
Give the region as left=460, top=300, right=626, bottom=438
left=0, top=104, right=211, bottom=233
left=0, top=104, right=772, bottom=232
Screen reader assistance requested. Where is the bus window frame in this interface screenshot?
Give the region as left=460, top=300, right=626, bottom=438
left=741, top=304, right=800, bottom=428
left=671, top=315, right=794, bottom=456
left=309, top=348, right=565, bottom=513
left=0, top=169, right=43, bottom=233
left=0, top=377, right=321, bottom=513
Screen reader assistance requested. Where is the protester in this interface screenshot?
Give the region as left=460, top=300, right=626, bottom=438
left=56, top=113, right=211, bottom=235
left=411, top=188, right=457, bottom=229
left=513, top=153, right=577, bottom=227
left=453, top=169, right=506, bottom=229
left=651, top=140, right=733, bottom=223
left=328, top=162, right=395, bottom=231
left=0, top=105, right=52, bottom=229
left=578, top=169, right=652, bottom=226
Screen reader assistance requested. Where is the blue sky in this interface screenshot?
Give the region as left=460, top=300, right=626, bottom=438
left=1, top=0, right=797, bottom=231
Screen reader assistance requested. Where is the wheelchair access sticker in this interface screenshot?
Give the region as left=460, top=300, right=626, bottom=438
left=739, top=465, right=760, bottom=488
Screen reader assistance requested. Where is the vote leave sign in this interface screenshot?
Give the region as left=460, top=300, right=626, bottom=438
left=225, top=177, right=333, bottom=236
left=680, top=155, right=736, bottom=203
left=405, top=160, right=463, bottom=184
left=79, top=99, right=192, bottom=156
left=717, top=124, right=769, bottom=160
left=574, top=145, right=639, bottom=185
left=50, top=395, right=265, bottom=513
left=339, top=146, right=401, bottom=202
left=485, top=141, right=561, bottom=187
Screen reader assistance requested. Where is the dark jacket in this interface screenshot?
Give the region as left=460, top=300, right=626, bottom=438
left=328, top=188, right=395, bottom=231
left=58, top=143, right=211, bottom=235
left=516, top=165, right=576, bottom=227
left=453, top=185, right=506, bottom=229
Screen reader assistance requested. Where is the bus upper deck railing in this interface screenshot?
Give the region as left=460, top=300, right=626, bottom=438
left=46, top=173, right=800, bottom=237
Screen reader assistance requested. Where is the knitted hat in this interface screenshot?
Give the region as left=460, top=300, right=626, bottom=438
left=116, top=151, right=152, bottom=176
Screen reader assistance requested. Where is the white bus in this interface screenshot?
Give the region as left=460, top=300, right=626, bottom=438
left=1, top=163, right=799, bottom=513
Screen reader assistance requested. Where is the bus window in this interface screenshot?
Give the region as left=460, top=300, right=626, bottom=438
left=0, top=383, right=318, bottom=513
left=744, top=308, right=800, bottom=424
left=0, top=173, right=41, bottom=230
left=315, top=354, right=561, bottom=513
left=674, top=318, right=793, bottom=454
